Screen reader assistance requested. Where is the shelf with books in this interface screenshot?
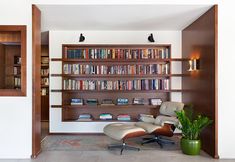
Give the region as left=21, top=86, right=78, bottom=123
left=51, top=89, right=184, bottom=93
left=51, top=104, right=159, bottom=109
left=51, top=58, right=189, bottom=62
left=51, top=74, right=188, bottom=78
left=62, top=119, right=138, bottom=122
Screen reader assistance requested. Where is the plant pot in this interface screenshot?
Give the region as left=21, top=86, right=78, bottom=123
left=180, top=138, right=201, bottom=155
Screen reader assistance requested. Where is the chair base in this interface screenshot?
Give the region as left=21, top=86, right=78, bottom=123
left=108, top=140, right=140, bottom=155
left=142, top=136, right=175, bottom=148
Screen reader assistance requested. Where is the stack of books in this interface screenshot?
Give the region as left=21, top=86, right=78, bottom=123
left=77, top=114, right=92, bottom=121
left=150, top=98, right=162, bottom=106
left=117, top=98, right=129, bottom=105
left=86, top=99, right=98, bottom=105
left=101, top=99, right=115, bottom=106
left=133, top=98, right=144, bottom=105
left=117, top=114, right=131, bottom=121
left=71, top=98, right=83, bottom=105
left=99, top=113, right=113, bottom=120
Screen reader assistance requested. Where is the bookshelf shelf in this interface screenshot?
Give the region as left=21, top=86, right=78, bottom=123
left=54, top=44, right=186, bottom=121
left=63, top=119, right=138, bottom=122
left=51, top=58, right=189, bottom=63
left=51, top=104, right=159, bottom=109
left=51, top=74, right=188, bottom=78
left=51, top=89, right=184, bottom=93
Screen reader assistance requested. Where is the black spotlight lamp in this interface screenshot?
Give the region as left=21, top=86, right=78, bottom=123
left=148, top=33, right=155, bottom=42
left=79, top=33, right=85, bottom=42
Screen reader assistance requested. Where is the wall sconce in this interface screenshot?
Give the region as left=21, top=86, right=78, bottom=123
left=148, top=33, right=155, bottom=42
left=188, top=59, right=200, bottom=71
left=79, top=33, right=85, bottom=42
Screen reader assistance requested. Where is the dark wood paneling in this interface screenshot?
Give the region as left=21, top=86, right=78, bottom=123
left=0, top=44, right=5, bottom=88
left=32, top=4, right=41, bottom=158
left=41, top=95, right=49, bottom=121
left=182, top=5, right=218, bottom=158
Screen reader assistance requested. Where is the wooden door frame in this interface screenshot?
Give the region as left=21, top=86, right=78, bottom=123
left=32, top=4, right=41, bottom=158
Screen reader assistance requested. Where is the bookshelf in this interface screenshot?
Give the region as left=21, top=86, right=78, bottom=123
left=41, top=45, right=49, bottom=121
left=51, top=44, right=186, bottom=122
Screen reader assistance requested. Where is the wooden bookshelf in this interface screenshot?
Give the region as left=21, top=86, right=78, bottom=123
left=41, top=45, right=49, bottom=121
left=53, top=44, right=186, bottom=122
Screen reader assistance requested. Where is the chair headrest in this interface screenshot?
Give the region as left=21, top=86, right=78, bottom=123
left=159, top=102, right=184, bottom=117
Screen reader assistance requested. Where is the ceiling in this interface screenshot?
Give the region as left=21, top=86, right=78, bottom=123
left=38, top=5, right=212, bottom=31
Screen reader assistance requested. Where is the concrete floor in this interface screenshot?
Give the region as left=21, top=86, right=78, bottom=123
left=0, top=150, right=235, bottom=162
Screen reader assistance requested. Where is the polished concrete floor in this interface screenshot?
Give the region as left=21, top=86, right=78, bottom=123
left=1, top=126, right=234, bottom=162
left=0, top=150, right=235, bottom=162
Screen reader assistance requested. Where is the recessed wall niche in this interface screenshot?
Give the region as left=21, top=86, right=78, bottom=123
left=0, top=25, right=26, bottom=96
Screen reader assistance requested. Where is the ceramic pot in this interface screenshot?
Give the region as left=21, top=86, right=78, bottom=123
left=180, top=138, right=201, bottom=155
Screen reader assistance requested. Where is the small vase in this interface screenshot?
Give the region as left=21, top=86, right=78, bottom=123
left=180, top=138, right=201, bottom=155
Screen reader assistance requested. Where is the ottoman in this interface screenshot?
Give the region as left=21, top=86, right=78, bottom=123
left=103, top=123, right=146, bottom=155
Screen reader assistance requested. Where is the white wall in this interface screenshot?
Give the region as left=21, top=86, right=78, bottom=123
left=0, top=0, right=32, bottom=159
left=49, top=30, right=182, bottom=132
left=0, top=0, right=235, bottom=159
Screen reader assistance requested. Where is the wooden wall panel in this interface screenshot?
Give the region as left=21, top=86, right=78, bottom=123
left=0, top=31, right=21, bottom=43
left=32, top=5, right=41, bottom=158
left=0, top=44, right=5, bottom=88
left=182, top=5, right=218, bottom=158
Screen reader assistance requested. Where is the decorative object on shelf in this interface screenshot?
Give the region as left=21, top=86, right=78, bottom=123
left=117, top=114, right=131, bottom=121
left=148, top=33, right=155, bottom=42
left=79, top=33, right=85, bottom=42
left=175, top=105, right=213, bottom=155
left=188, top=58, right=200, bottom=71
left=71, top=98, right=83, bottom=105
left=117, top=98, right=129, bottom=105
left=86, top=99, right=98, bottom=105
left=99, top=113, right=113, bottom=120
left=149, top=98, right=162, bottom=106
left=133, top=98, right=144, bottom=105
left=101, top=99, right=115, bottom=106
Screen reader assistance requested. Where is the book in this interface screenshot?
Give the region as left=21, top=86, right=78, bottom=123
left=133, top=98, right=144, bottom=105
left=99, top=113, right=113, bottom=120
left=71, top=98, right=83, bottom=105
left=77, top=114, right=92, bottom=121
left=101, top=99, right=115, bottom=106
left=117, top=114, right=131, bottom=121
left=150, top=98, right=162, bottom=106
left=86, top=99, right=98, bottom=105
left=117, top=98, right=129, bottom=105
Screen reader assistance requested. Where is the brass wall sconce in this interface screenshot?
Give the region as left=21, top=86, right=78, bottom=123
left=188, top=59, right=200, bottom=71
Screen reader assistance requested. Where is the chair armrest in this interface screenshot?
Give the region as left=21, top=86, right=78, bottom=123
left=139, top=116, right=155, bottom=123
left=155, top=115, right=179, bottom=126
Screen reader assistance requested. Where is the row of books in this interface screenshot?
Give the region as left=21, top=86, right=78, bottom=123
left=41, top=57, right=49, bottom=64
left=66, top=48, right=170, bottom=59
left=41, top=69, right=49, bottom=75
left=13, top=67, right=21, bottom=75
left=76, top=113, right=132, bottom=121
left=63, top=79, right=170, bottom=90
left=69, top=98, right=162, bottom=106
left=41, top=78, right=49, bottom=86
left=63, top=64, right=169, bottom=75
left=41, top=88, right=49, bottom=96
left=14, top=56, right=21, bottom=65
left=14, top=77, right=21, bottom=87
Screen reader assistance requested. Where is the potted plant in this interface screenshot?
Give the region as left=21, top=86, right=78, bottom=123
left=175, top=107, right=213, bottom=155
